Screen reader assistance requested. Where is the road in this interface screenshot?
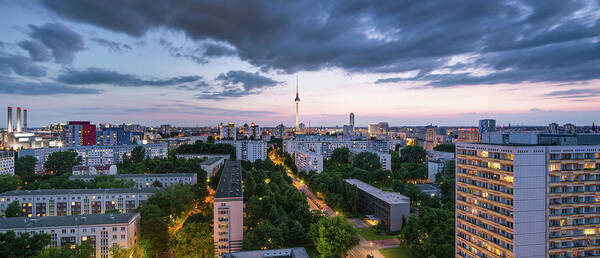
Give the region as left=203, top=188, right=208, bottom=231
left=269, top=150, right=388, bottom=258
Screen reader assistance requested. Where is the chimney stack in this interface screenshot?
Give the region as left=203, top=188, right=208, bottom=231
left=23, top=109, right=27, bottom=132
left=16, top=107, right=21, bottom=132
left=7, top=107, right=12, bottom=133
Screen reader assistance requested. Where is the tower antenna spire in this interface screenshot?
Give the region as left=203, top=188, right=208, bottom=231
left=296, top=74, right=299, bottom=94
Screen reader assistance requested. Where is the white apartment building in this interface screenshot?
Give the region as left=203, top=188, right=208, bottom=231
left=217, top=140, right=267, bottom=162
left=0, top=151, right=15, bottom=175
left=200, top=157, right=226, bottom=177
left=19, top=143, right=168, bottom=173
left=456, top=133, right=600, bottom=258
left=426, top=150, right=455, bottom=183
left=0, top=188, right=159, bottom=217
left=0, top=213, right=140, bottom=258
left=295, top=149, right=324, bottom=173
left=72, top=164, right=118, bottom=176
left=69, top=173, right=197, bottom=188
left=284, top=137, right=389, bottom=160
left=214, top=161, right=243, bottom=257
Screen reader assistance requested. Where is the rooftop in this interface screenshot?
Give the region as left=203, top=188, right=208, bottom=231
left=223, top=247, right=309, bottom=258
left=201, top=157, right=225, bottom=166
left=0, top=188, right=161, bottom=196
left=0, top=213, right=139, bottom=229
left=69, top=173, right=195, bottom=180
left=416, top=184, right=441, bottom=192
left=345, top=179, right=409, bottom=204
left=215, top=160, right=243, bottom=199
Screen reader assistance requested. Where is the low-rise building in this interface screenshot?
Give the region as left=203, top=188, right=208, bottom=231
left=214, top=161, right=243, bottom=257
left=69, top=173, right=197, bottom=188
left=416, top=184, right=441, bottom=198
left=72, top=164, right=117, bottom=176
left=295, top=149, right=323, bottom=173
left=222, top=247, right=310, bottom=258
left=349, top=148, right=392, bottom=170
left=0, top=188, right=159, bottom=217
left=0, top=213, right=140, bottom=257
left=200, top=157, right=226, bottom=177
left=0, top=151, right=15, bottom=175
left=345, top=179, right=410, bottom=231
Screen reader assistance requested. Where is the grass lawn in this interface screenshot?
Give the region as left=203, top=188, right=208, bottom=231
left=379, top=247, right=411, bottom=258
left=356, top=227, right=396, bottom=241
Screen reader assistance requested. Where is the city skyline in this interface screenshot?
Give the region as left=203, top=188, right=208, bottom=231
left=1, top=1, right=600, bottom=127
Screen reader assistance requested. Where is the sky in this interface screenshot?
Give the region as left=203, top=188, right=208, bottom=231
left=0, top=0, right=599, bottom=127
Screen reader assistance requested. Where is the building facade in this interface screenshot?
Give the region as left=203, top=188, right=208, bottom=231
left=345, top=179, right=410, bottom=231
left=295, top=149, right=324, bottom=173
left=69, top=173, right=197, bottom=188
left=0, top=188, right=159, bottom=217
left=65, top=121, right=97, bottom=146
left=220, top=123, right=237, bottom=140
left=456, top=134, right=600, bottom=258
left=0, top=213, right=140, bottom=258
left=0, top=151, right=15, bottom=175
left=214, top=161, right=244, bottom=257
left=217, top=140, right=267, bottom=162
left=72, top=164, right=117, bottom=176
left=201, top=157, right=226, bottom=177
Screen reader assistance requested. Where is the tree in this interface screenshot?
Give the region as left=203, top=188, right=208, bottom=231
left=5, top=201, right=24, bottom=217
left=0, top=175, right=21, bottom=193
left=110, top=244, right=143, bottom=258
left=400, top=145, right=427, bottom=164
left=170, top=222, right=213, bottom=257
left=130, top=146, right=146, bottom=163
left=398, top=207, right=454, bottom=258
left=15, top=156, right=37, bottom=182
left=139, top=204, right=169, bottom=257
left=44, top=150, right=81, bottom=175
left=352, top=152, right=381, bottom=170
left=433, top=143, right=455, bottom=153
left=0, top=231, right=50, bottom=257
left=151, top=180, right=163, bottom=187
left=330, top=148, right=350, bottom=166
left=310, top=216, right=359, bottom=256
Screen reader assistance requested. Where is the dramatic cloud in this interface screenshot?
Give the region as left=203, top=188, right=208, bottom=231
left=196, top=70, right=281, bottom=99
left=203, top=42, right=236, bottom=58
left=56, top=67, right=207, bottom=87
left=38, top=0, right=600, bottom=87
left=0, top=76, right=100, bottom=95
left=90, top=38, right=132, bottom=52
left=28, top=22, right=84, bottom=64
left=0, top=53, right=46, bottom=77
left=17, top=40, right=51, bottom=62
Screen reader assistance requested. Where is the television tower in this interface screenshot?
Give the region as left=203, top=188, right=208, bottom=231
left=295, top=75, right=300, bottom=130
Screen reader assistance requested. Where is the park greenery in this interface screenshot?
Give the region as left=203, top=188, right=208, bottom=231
left=310, top=216, right=359, bottom=256
left=433, top=143, right=456, bottom=153
left=0, top=231, right=50, bottom=257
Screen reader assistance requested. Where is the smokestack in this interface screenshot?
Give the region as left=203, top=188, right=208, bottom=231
left=23, top=109, right=27, bottom=132
left=7, top=107, right=12, bottom=133
left=16, top=107, right=21, bottom=132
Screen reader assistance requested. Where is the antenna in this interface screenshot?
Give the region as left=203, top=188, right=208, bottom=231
left=296, top=74, right=299, bottom=94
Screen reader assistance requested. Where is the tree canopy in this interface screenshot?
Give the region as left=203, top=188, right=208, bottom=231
left=400, top=145, right=427, bottom=164
left=44, top=150, right=81, bottom=175
left=310, top=216, right=359, bottom=256
left=433, top=143, right=455, bottom=153
left=351, top=151, right=381, bottom=170
left=0, top=231, right=50, bottom=257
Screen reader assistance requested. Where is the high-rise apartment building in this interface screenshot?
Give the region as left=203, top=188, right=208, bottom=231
left=220, top=123, right=237, bottom=140
left=0, top=151, right=15, bottom=175
left=65, top=121, right=97, bottom=146
left=214, top=161, right=243, bottom=257
left=456, top=133, right=600, bottom=258
left=478, top=119, right=496, bottom=133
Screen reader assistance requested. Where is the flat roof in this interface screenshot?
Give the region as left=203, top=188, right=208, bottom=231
left=0, top=213, right=139, bottom=229
left=69, top=173, right=195, bottom=180
left=200, top=157, right=224, bottom=166
left=215, top=160, right=242, bottom=199
left=0, top=188, right=161, bottom=196
left=416, top=184, right=440, bottom=192
left=223, top=247, right=309, bottom=258
left=345, top=179, right=409, bottom=204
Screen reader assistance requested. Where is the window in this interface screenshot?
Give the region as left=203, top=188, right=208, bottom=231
left=120, top=227, right=125, bottom=231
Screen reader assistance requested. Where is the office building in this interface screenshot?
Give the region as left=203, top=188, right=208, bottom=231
left=368, top=122, right=389, bottom=135
left=220, top=123, right=237, bottom=140
left=0, top=188, right=159, bottom=216
left=222, top=247, right=310, bottom=258
left=69, top=173, right=197, bottom=188
left=0, top=151, right=15, bottom=175
left=19, top=143, right=168, bottom=174
left=345, top=179, right=410, bottom=231
left=456, top=133, right=600, bottom=258
left=295, top=149, right=323, bottom=173
left=214, top=161, right=243, bottom=257
left=349, top=113, right=355, bottom=128
left=201, top=157, right=227, bottom=177
left=72, top=164, right=117, bottom=176
left=0, top=213, right=140, bottom=257
left=478, top=119, right=496, bottom=133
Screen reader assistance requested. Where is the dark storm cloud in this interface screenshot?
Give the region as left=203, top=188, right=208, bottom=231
left=57, top=67, right=207, bottom=87
left=17, top=40, right=51, bottom=62
left=203, top=42, right=236, bottom=57
left=28, top=23, right=85, bottom=64
left=91, top=38, right=132, bottom=52
left=39, top=0, right=600, bottom=86
left=0, top=75, right=100, bottom=95
left=0, top=53, right=46, bottom=77
left=196, top=70, right=281, bottom=99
